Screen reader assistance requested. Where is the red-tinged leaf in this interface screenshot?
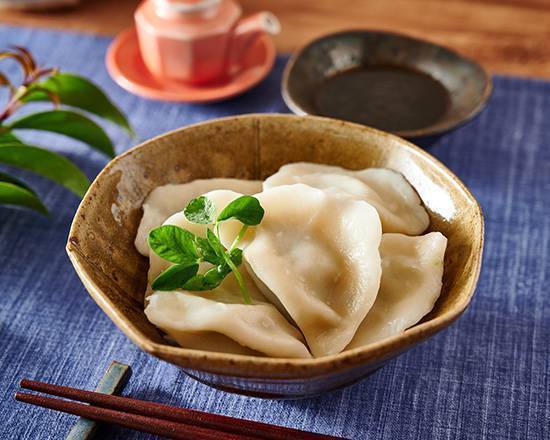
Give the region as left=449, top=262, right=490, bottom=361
left=0, top=72, right=14, bottom=94
left=0, top=51, right=33, bottom=78
left=12, top=46, right=37, bottom=72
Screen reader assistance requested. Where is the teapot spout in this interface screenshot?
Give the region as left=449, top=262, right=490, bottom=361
left=229, top=12, right=280, bottom=67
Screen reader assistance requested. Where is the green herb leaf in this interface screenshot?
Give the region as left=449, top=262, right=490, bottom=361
left=0, top=181, right=48, bottom=214
left=182, top=267, right=227, bottom=291
left=206, top=228, right=225, bottom=258
left=152, top=262, right=199, bottom=291
left=9, top=110, right=115, bottom=157
left=216, top=195, right=264, bottom=225
left=226, top=247, right=243, bottom=267
left=0, top=143, right=89, bottom=197
left=148, top=225, right=200, bottom=264
left=23, top=73, right=134, bottom=136
left=184, top=196, right=215, bottom=224
left=194, top=235, right=223, bottom=265
left=147, top=194, right=262, bottom=303
left=182, top=248, right=243, bottom=291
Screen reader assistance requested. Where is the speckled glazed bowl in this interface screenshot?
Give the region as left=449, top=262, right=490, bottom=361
left=67, top=114, right=483, bottom=398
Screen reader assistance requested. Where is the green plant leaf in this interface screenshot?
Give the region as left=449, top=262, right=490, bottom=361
left=217, top=195, right=264, bottom=225
left=23, top=73, right=134, bottom=135
left=0, top=171, right=35, bottom=193
left=9, top=110, right=115, bottom=157
left=0, top=143, right=89, bottom=197
left=184, top=196, right=215, bottom=224
left=194, top=235, right=223, bottom=265
left=148, top=225, right=200, bottom=264
left=0, top=130, right=22, bottom=144
left=152, top=263, right=199, bottom=291
left=0, top=181, right=47, bottom=214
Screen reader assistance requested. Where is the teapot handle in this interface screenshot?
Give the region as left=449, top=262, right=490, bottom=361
left=229, top=12, right=280, bottom=68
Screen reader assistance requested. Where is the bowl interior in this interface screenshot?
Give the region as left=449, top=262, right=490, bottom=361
left=283, top=31, right=492, bottom=138
left=67, top=114, right=483, bottom=382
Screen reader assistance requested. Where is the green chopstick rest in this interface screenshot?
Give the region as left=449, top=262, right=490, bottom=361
left=65, top=361, right=131, bottom=440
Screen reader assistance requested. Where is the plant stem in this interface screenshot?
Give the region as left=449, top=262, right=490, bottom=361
left=215, top=222, right=251, bottom=304
left=222, top=251, right=252, bottom=304
left=0, top=86, right=26, bottom=122
left=230, top=225, right=248, bottom=250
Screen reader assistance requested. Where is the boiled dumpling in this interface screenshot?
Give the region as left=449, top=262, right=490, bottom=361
left=144, top=189, right=311, bottom=358
left=264, top=162, right=429, bottom=235
left=145, top=289, right=312, bottom=359
left=244, top=184, right=382, bottom=357
left=135, top=178, right=261, bottom=256
left=145, top=262, right=312, bottom=359
left=346, top=232, right=447, bottom=349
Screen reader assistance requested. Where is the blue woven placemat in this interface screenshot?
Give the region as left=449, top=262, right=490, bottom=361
left=0, top=25, right=548, bottom=440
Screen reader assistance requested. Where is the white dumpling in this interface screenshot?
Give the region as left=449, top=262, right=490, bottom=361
left=264, top=162, right=429, bottom=235
left=135, top=178, right=262, bottom=256
left=145, top=288, right=311, bottom=359
left=146, top=189, right=257, bottom=297
left=144, top=189, right=310, bottom=358
left=346, top=232, right=447, bottom=349
left=244, top=184, right=382, bottom=357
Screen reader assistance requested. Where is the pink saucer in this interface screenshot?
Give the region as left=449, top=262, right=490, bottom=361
left=106, top=27, right=276, bottom=103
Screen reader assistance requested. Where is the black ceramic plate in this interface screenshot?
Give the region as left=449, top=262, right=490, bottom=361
left=282, top=30, right=492, bottom=138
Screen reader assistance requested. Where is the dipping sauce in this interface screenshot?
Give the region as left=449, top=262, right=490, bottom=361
left=315, top=66, right=450, bottom=133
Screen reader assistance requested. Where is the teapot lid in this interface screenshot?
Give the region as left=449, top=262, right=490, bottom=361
left=137, top=0, right=241, bottom=37
left=153, top=0, right=221, bottom=16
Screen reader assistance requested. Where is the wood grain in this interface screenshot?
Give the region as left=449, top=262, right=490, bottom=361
left=1, top=0, right=548, bottom=78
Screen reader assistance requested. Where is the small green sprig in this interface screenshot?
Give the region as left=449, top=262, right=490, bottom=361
left=148, top=195, right=264, bottom=304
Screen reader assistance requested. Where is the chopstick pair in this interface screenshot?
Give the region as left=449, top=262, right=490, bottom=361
left=16, top=379, right=343, bottom=440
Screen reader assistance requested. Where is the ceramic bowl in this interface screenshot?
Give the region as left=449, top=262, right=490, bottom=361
left=282, top=30, right=492, bottom=138
left=67, top=114, right=483, bottom=398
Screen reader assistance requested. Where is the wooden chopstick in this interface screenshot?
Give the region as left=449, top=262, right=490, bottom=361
left=15, top=391, right=249, bottom=440
left=18, top=379, right=343, bottom=440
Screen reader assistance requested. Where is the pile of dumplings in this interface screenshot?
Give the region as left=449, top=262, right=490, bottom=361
left=136, top=163, right=447, bottom=359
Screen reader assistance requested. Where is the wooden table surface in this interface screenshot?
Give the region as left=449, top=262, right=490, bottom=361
left=1, top=0, right=550, bottom=79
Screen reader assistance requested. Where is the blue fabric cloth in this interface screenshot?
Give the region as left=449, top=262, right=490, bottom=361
left=0, top=24, right=548, bottom=440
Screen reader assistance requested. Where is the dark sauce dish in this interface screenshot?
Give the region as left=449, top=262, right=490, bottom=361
left=282, top=30, right=492, bottom=138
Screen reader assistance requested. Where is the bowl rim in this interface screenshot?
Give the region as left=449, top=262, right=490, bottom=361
left=281, top=29, right=493, bottom=139
left=67, top=113, right=484, bottom=377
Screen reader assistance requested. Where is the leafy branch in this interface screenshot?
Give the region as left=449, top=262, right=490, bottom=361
left=148, top=195, right=265, bottom=304
left=0, top=46, right=133, bottom=214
